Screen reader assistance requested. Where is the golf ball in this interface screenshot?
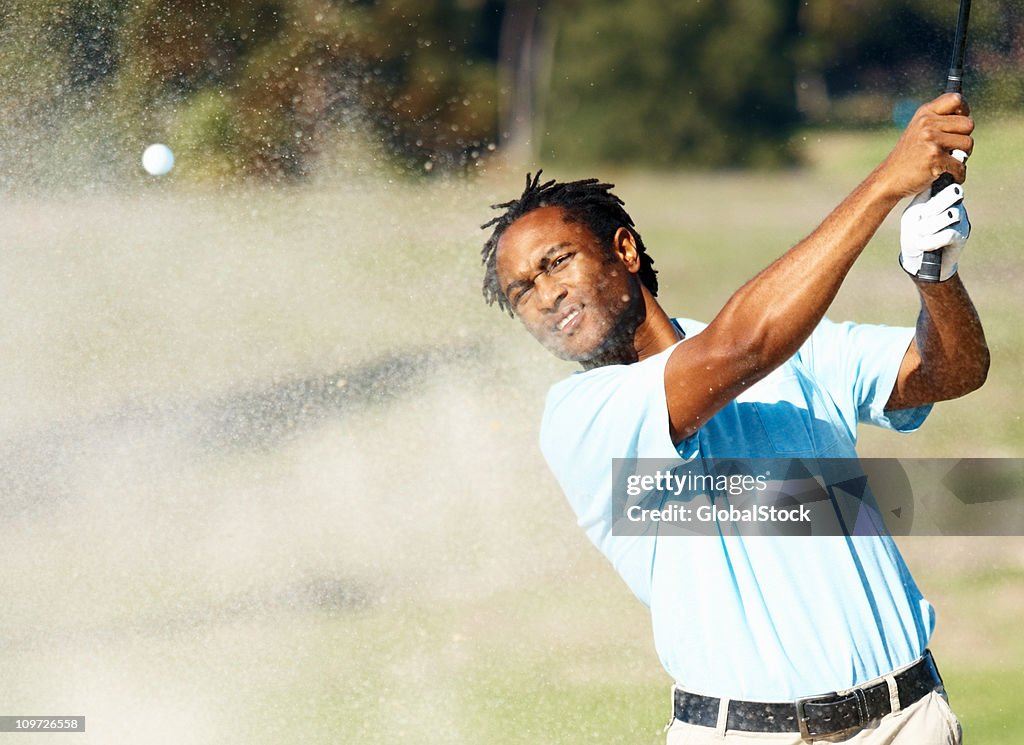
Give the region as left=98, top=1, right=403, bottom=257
left=142, top=143, right=175, bottom=176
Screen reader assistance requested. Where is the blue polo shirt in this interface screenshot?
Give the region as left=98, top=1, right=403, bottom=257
left=540, top=318, right=933, bottom=701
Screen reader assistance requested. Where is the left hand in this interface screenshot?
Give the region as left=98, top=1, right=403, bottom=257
left=899, top=177, right=971, bottom=281
left=879, top=93, right=973, bottom=200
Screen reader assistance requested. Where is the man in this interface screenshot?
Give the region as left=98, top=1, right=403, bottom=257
left=479, top=93, right=988, bottom=744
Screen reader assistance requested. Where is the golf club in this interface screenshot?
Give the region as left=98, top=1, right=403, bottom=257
left=919, top=0, right=973, bottom=282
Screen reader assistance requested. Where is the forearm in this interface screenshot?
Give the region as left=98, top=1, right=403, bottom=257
left=888, top=275, right=989, bottom=408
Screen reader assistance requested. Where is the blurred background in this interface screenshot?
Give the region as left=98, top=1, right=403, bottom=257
left=1, top=1, right=1022, bottom=743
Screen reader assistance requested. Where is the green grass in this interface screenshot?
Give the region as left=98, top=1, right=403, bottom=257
left=948, top=668, right=1024, bottom=742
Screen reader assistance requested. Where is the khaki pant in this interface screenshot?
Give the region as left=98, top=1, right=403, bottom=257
left=666, top=690, right=962, bottom=745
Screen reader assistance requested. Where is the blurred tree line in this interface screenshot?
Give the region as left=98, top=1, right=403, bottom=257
left=0, top=0, right=1021, bottom=181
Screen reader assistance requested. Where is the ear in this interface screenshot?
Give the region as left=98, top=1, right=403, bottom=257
left=612, top=227, right=641, bottom=273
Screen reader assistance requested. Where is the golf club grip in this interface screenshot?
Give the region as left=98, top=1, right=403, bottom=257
left=917, top=247, right=944, bottom=282
left=919, top=172, right=957, bottom=282
left=919, top=81, right=965, bottom=283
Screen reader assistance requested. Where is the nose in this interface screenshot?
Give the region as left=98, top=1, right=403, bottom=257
left=535, top=273, right=567, bottom=312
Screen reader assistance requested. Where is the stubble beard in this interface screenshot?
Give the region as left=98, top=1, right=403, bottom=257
left=579, top=279, right=645, bottom=370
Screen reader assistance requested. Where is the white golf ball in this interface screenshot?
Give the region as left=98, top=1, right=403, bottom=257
left=142, top=143, right=175, bottom=176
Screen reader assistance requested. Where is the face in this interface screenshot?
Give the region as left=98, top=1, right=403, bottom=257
left=495, top=206, right=643, bottom=363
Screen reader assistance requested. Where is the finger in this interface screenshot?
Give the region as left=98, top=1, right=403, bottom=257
left=933, top=162, right=968, bottom=185
left=927, top=143, right=972, bottom=184
left=928, top=92, right=968, bottom=116
left=919, top=206, right=963, bottom=235
left=931, top=114, right=975, bottom=136
left=936, top=132, right=974, bottom=156
left=910, top=113, right=973, bottom=139
left=917, top=226, right=964, bottom=253
left=920, top=183, right=966, bottom=215
left=908, top=189, right=933, bottom=209
left=942, top=154, right=969, bottom=184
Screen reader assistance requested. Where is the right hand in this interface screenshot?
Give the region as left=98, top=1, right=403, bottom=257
left=878, top=93, right=974, bottom=200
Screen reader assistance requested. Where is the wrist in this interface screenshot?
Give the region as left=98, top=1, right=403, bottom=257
left=863, top=162, right=906, bottom=209
left=911, top=271, right=964, bottom=295
left=901, top=253, right=959, bottom=282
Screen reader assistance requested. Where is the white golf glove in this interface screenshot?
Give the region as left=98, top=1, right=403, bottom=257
left=899, top=151, right=971, bottom=282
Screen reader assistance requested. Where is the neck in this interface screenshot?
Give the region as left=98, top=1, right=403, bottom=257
left=633, top=289, right=683, bottom=360
left=580, top=288, right=682, bottom=370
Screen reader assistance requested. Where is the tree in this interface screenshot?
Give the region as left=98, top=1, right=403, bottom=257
left=540, top=0, right=802, bottom=168
left=2, top=0, right=1019, bottom=185
left=0, top=0, right=503, bottom=182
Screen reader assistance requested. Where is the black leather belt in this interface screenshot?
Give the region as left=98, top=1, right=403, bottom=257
left=672, top=650, right=944, bottom=742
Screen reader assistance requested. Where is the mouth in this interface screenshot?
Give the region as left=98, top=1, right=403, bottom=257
left=553, top=305, right=583, bottom=334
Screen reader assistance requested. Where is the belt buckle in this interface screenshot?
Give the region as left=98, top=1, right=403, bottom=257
left=795, top=687, right=869, bottom=743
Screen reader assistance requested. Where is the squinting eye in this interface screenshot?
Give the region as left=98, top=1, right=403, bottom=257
left=551, top=253, right=572, bottom=269
left=512, top=286, right=532, bottom=306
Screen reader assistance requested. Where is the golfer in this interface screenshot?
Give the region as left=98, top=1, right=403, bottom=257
left=480, top=93, right=986, bottom=744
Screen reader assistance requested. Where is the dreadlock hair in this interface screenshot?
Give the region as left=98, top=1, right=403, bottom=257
left=480, top=171, right=658, bottom=316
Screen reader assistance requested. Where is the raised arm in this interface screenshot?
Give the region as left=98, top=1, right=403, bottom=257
left=665, top=93, right=975, bottom=443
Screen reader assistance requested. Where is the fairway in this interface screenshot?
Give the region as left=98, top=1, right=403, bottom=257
left=1, top=121, right=1022, bottom=744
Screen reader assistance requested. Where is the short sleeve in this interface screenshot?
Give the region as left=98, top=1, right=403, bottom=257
left=539, top=344, right=683, bottom=605
left=797, top=318, right=932, bottom=436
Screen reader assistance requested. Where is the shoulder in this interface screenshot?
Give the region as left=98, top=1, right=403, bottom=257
left=540, top=327, right=691, bottom=469
left=541, top=364, right=637, bottom=440
left=541, top=315, right=703, bottom=441
left=542, top=325, right=692, bottom=423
